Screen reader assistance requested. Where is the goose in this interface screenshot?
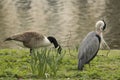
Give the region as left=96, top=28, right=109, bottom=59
left=4, top=31, right=62, bottom=55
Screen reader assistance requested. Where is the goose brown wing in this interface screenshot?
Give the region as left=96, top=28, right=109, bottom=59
left=21, top=32, right=44, bottom=42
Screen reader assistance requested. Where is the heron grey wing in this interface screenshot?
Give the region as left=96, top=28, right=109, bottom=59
left=85, top=36, right=100, bottom=63
left=78, top=32, right=100, bottom=63
left=78, top=31, right=94, bottom=59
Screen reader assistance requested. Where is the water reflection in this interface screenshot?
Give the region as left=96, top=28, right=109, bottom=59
left=0, top=0, right=120, bottom=49
left=15, top=0, right=32, bottom=28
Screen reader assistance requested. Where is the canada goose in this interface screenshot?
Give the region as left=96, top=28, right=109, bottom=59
left=78, top=20, right=110, bottom=70
left=4, top=31, right=62, bottom=55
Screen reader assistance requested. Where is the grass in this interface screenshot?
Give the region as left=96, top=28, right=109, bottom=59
left=0, top=48, right=120, bottom=80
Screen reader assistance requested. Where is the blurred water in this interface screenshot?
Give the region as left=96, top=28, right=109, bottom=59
left=0, top=0, right=120, bottom=49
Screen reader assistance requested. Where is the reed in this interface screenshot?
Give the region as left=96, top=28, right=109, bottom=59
left=30, top=48, right=65, bottom=78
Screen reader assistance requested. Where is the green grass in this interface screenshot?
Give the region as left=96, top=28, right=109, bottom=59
left=0, top=49, right=120, bottom=80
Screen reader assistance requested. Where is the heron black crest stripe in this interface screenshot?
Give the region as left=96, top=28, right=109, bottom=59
left=102, top=20, right=106, bottom=30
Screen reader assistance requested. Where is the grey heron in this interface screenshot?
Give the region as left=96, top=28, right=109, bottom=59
left=78, top=20, right=110, bottom=70
left=4, top=31, right=62, bottom=55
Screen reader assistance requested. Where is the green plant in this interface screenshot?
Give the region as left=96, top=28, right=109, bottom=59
left=30, top=48, right=65, bottom=78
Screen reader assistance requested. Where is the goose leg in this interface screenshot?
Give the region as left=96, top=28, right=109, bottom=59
left=30, top=48, right=33, bottom=56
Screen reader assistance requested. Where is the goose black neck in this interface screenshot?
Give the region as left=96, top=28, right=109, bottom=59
left=47, top=36, right=59, bottom=48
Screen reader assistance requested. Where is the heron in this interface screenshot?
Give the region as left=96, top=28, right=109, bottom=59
left=4, top=31, right=62, bottom=55
left=78, top=20, right=110, bottom=70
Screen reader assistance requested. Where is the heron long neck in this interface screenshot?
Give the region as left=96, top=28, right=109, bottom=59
left=47, top=36, right=59, bottom=48
left=100, top=33, right=105, bottom=44
left=96, top=30, right=102, bottom=36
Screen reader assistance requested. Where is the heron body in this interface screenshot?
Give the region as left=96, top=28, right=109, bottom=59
left=78, top=20, right=107, bottom=70
left=78, top=31, right=101, bottom=70
left=5, top=31, right=62, bottom=54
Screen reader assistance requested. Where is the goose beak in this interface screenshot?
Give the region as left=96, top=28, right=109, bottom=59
left=57, top=45, right=62, bottom=54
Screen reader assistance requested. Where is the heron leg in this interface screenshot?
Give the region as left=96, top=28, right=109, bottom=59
left=78, top=65, right=83, bottom=71
left=106, top=49, right=110, bottom=56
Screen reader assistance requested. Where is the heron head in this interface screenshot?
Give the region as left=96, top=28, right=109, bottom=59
left=95, top=20, right=106, bottom=32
